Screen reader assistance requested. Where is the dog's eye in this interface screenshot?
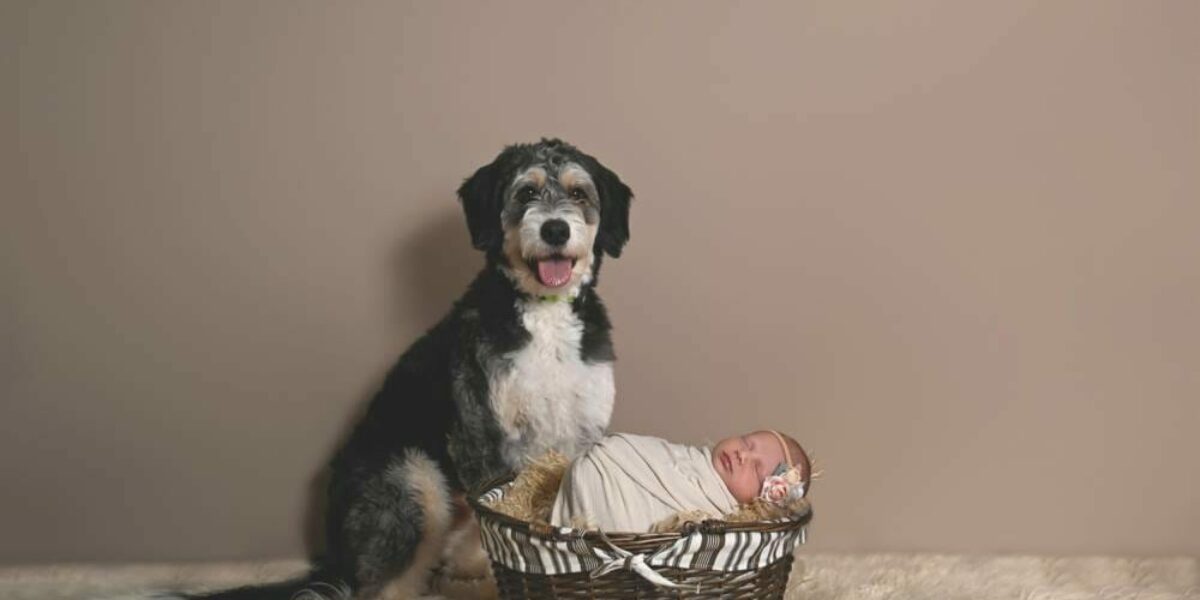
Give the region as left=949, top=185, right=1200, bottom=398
left=569, top=188, right=588, bottom=201
left=518, top=186, right=538, bottom=202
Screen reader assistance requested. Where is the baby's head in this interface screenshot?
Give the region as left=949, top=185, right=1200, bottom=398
left=711, top=430, right=810, bottom=504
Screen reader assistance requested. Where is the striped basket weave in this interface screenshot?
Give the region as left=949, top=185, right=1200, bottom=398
left=469, top=475, right=812, bottom=599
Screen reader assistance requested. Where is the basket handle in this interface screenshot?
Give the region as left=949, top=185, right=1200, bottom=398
left=589, top=532, right=701, bottom=592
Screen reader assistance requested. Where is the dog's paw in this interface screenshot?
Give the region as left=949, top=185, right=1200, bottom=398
left=430, top=574, right=498, bottom=600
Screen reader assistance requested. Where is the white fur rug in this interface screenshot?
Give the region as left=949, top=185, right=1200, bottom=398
left=1, top=554, right=1196, bottom=599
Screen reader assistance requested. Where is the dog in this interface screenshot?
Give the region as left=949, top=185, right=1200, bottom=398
left=185, top=139, right=632, bottom=600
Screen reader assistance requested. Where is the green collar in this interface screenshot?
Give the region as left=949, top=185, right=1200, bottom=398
left=536, top=293, right=571, bottom=303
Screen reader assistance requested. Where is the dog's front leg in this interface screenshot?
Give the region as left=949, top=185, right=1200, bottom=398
left=446, top=359, right=516, bottom=493
left=429, top=513, right=498, bottom=600
left=445, top=418, right=511, bottom=495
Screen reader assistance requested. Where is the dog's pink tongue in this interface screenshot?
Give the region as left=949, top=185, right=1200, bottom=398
left=537, top=258, right=573, bottom=288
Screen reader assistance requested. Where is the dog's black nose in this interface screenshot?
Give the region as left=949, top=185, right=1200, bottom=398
left=540, top=219, right=571, bottom=246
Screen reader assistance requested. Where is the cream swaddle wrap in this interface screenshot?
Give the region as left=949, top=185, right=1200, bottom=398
left=550, top=433, right=739, bottom=531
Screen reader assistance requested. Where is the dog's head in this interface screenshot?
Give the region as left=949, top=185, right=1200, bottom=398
left=457, top=138, right=632, bottom=297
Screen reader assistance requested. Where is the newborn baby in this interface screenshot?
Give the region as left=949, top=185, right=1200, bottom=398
left=550, top=430, right=810, bottom=532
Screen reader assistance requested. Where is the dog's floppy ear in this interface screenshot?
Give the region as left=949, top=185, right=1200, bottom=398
left=457, top=155, right=509, bottom=252
left=590, top=161, right=633, bottom=258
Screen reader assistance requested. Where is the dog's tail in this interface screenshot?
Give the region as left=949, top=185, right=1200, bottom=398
left=163, top=566, right=351, bottom=600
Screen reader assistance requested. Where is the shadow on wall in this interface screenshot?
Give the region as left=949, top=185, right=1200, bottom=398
left=298, top=203, right=482, bottom=557
left=391, top=204, right=481, bottom=330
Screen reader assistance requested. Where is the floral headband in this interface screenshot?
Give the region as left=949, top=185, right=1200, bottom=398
left=760, top=430, right=807, bottom=504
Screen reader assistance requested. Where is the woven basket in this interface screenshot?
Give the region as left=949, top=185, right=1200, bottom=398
left=468, top=475, right=813, bottom=599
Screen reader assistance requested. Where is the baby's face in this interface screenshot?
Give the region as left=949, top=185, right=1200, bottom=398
left=711, top=430, right=788, bottom=504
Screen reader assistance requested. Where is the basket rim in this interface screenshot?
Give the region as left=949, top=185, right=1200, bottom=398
left=467, top=472, right=813, bottom=543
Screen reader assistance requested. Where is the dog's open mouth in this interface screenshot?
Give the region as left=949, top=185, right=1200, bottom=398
left=529, top=255, right=577, bottom=288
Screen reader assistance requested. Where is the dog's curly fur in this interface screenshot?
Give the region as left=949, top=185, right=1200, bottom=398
left=184, top=139, right=633, bottom=600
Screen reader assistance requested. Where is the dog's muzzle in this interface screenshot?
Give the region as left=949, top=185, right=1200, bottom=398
left=531, top=219, right=575, bottom=288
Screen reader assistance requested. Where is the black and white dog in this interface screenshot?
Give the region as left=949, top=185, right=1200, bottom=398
left=188, top=139, right=632, bottom=600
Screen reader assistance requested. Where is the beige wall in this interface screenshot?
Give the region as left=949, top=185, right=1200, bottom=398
left=3, top=0, right=1198, bottom=563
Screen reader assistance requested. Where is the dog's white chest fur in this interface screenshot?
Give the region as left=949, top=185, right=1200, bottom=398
left=489, top=299, right=614, bottom=467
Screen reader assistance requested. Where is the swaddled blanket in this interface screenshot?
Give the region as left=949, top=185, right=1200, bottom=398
left=550, top=433, right=738, bottom=531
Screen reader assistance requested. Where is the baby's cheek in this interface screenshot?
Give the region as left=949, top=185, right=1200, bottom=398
left=736, top=478, right=756, bottom=503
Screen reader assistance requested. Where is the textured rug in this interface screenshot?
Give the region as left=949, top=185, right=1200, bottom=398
left=1, top=554, right=1197, bottom=599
